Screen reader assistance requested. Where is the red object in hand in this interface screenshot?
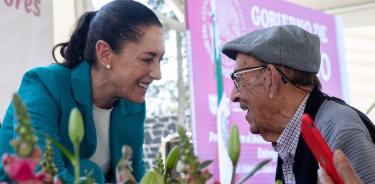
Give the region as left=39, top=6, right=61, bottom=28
left=300, top=114, right=344, bottom=184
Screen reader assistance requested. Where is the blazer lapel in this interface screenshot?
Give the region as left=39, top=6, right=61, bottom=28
left=108, top=99, right=145, bottom=178
left=71, top=60, right=96, bottom=158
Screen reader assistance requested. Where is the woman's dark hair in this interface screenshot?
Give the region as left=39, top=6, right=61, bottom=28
left=52, top=0, right=162, bottom=68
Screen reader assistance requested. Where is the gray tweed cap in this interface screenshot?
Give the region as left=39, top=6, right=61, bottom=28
left=221, top=25, right=321, bottom=73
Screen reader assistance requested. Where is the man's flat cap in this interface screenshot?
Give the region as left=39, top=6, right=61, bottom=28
left=222, top=25, right=321, bottom=73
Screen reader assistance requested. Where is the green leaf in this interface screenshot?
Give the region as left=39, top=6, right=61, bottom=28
left=140, top=170, right=164, bottom=184
left=199, top=160, right=213, bottom=169
left=50, top=137, right=74, bottom=162
left=238, top=159, right=271, bottom=184
left=275, top=180, right=283, bottom=184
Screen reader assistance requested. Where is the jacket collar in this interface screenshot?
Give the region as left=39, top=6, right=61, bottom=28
left=71, top=60, right=92, bottom=107
left=70, top=60, right=96, bottom=157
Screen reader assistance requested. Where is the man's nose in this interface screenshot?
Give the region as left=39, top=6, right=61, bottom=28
left=230, top=86, right=240, bottom=102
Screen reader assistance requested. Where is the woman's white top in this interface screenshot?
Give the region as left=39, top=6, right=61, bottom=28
left=90, top=104, right=113, bottom=174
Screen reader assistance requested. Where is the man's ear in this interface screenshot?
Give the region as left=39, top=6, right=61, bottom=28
left=95, top=40, right=112, bottom=67
left=266, top=65, right=282, bottom=99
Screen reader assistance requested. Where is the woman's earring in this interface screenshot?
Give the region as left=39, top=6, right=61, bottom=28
left=106, top=64, right=111, bottom=70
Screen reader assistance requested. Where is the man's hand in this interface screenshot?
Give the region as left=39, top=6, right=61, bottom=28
left=318, top=150, right=361, bottom=184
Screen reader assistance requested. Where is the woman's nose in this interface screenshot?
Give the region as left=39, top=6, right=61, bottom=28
left=150, top=61, right=161, bottom=80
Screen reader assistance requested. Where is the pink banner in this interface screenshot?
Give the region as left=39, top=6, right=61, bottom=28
left=0, top=0, right=53, bottom=121
left=187, top=0, right=346, bottom=183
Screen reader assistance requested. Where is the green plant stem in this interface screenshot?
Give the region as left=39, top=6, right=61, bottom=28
left=231, top=164, right=237, bottom=184
left=163, top=171, right=168, bottom=184
left=74, top=144, right=80, bottom=184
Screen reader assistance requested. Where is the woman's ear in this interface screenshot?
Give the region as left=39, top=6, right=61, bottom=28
left=267, top=65, right=282, bottom=99
left=95, top=40, right=112, bottom=68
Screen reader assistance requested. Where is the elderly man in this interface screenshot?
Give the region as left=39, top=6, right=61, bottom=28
left=221, top=25, right=375, bottom=184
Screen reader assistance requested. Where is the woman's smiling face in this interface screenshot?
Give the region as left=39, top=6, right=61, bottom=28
left=108, top=25, right=165, bottom=103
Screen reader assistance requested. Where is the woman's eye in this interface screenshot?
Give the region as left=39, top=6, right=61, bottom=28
left=143, top=58, right=153, bottom=63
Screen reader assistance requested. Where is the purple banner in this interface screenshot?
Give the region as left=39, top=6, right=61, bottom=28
left=186, top=0, right=345, bottom=183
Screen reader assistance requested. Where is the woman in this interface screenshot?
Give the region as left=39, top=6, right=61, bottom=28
left=0, top=0, right=165, bottom=183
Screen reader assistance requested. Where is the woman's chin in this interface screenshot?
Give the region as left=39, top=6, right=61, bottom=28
left=126, top=94, right=146, bottom=104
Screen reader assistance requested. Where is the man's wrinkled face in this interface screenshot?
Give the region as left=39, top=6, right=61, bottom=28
left=230, top=53, right=273, bottom=139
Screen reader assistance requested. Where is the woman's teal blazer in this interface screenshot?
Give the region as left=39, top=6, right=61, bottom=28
left=0, top=61, right=146, bottom=183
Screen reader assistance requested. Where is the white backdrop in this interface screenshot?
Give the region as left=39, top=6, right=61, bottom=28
left=0, top=0, right=53, bottom=122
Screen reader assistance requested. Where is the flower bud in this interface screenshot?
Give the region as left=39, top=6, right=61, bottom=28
left=68, top=108, right=84, bottom=146
left=228, top=124, right=240, bottom=166
left=165, top=146, right=180, bottom=172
